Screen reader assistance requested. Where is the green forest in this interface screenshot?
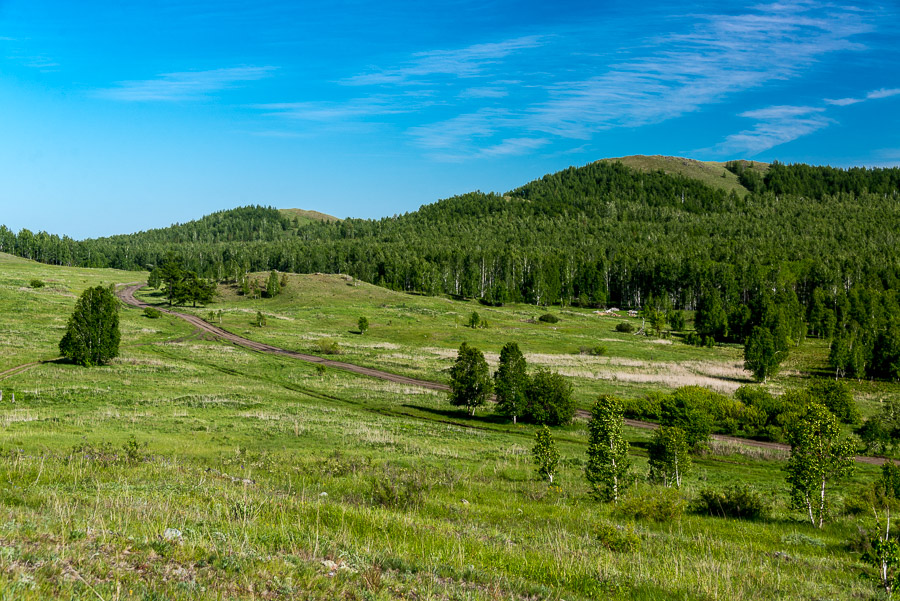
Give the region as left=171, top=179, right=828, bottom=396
left=4, top=159, right=900, bottom=383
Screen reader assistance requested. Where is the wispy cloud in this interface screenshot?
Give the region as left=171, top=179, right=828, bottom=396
left=255, top=97, right=414, bottom=121
left=97, top=66, right=276, bottom=101
left=458, top=87, right=509, bottom=99
left=711, top=105, right=831, bottom=155
left=341, top=36, right=544, bottom=86
left=408, top=109, right=511, bottom=151
left=528, top=2, right=870, bottom=138
left=256, top=1, right=876, bottom=160
left=413, top=1, right=872, bottom=158
left=826, top=87, right=900, bottom=106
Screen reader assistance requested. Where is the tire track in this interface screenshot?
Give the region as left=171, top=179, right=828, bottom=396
left=116, top=283, right=888, bottom=466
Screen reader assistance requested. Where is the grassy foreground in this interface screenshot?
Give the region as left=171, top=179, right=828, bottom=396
left=0, top=253, right=891, bottom=600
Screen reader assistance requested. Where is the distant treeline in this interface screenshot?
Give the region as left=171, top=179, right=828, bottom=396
left=4, top=160, right=900, bottom=378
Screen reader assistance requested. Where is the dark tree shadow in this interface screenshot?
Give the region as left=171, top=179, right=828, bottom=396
left=401, top=404, right=511, bottom=425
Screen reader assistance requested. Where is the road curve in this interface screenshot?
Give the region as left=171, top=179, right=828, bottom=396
left=117, top=283, right=450, bottom=392
left=117, top=283, right=888, bottom=466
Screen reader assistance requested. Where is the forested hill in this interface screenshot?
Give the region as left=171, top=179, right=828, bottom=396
left=98, top=205, right=294, bottom=245
left=3, top=156, right=900, bottom=309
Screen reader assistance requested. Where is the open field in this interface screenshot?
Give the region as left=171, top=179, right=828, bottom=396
left=0, top=253, right=895, bottom=599
left=135, top=271, right=897, bottom=418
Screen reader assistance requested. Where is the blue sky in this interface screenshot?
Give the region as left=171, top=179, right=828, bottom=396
left=1, top=0, right=898, bottom=239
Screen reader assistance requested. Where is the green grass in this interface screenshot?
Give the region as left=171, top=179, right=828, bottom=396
left=278, top=208, right=339, bottom=225
left=140, top=273, right=755, bottom=411
left=0, top=254, right=893, bottom=600
left=601, top=155, right=757, bottom=197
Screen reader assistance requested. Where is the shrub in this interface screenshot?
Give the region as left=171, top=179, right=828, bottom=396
left=316, top=338, right=341, bottom=355
left=358, top=316, right=369, bottom=334
left=254, top=311, right=267, bottom=327
left=622, top=393, right=664, bottom=421
left=29, top=279, right=45, bottom=288
left=143, top=307, right=162, bottom=319
left=807, top=379, right=860, bottom=425
left=615, top=322, right=634, bottom=333
left=579, top=344, right=607, bottom=356
left=370, top=467, right=428, bottom=510
left=538, top=313, right=559, bottom=324
left=595, top=522, right=641, bottom=553
left=616, top=485, right=686, bottom=522
left=691, top=484, right=769, bottom=519
left=522, top=369, right=575, bottom=425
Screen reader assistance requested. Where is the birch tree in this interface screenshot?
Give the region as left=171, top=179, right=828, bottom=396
left=648, top=426, right=690, bottom=488
left=784, top=403, right=854, bottom=528
left=585, top=395, right=631, bottom=502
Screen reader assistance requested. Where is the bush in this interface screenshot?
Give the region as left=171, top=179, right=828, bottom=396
left=538, top=313, right=559, bottom=324
left=807, top=379, right=860, bottom=425
left=316, top=338, right=342, bottom=355
left=616, top=486, right=685, bottom=522
left=143, top=307, right=162, bottom=319
left=615, top=322, right=634, bottom=333
left=370, top=467, right=428, bottom=510
left=691, top=484, right=769, bottom=519
left=522, top=369, right=575, bottom=425
left=595, top=522, right=641, bottom=553
left=579, top=344, right=607, bottom=356
left=622, top=393, right=663, bottom=421
left=29, top=279, right=45, bottom=288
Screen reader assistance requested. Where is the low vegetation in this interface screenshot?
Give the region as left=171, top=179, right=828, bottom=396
left=0, top=250, right=898, bottom=599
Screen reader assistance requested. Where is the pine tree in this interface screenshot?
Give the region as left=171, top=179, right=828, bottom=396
left=585, top=395, right=631, bottom=502
left=59, top=286, right=120, bottom=367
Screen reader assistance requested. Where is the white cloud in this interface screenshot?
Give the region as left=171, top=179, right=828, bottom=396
left=712, top=105, right=831, bottom=155
left=255, top=97, right=414, bottom=121
left=97, top=66, right=276, bottom=101
left=528, top=2, right=871, bottom=137
left=409, top=1, right=872, bottom=158
left=477, top=137, right=548, bottom=157
left=458, top=87, right=509, bottom=99
left=826, top=86, right=900, bottom=106
left=866, top=87, right=900, bottom=100
left=341, top=36, right=544, bottom=86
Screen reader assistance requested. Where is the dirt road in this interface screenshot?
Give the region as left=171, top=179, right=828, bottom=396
left=116, top=283, right=888, bottom=466
left=117, top=284, right=450, bottom=392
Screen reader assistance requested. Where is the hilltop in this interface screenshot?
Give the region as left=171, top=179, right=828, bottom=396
left=278, top=208, right=340, bottom=225
left=600, top=155, right=769, bottom=196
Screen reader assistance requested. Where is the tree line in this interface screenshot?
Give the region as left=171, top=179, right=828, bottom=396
left=4, top=161, right=900, bottom=379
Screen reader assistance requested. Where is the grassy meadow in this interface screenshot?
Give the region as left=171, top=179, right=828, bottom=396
left=0, top=253, right=894, bottom=599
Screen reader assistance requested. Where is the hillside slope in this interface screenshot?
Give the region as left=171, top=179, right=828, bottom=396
left=601, top=155, right=759, bottom=196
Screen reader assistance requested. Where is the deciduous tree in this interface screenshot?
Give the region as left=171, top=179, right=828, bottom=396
left=532, top=426, right=560, bottom=484
left=648, top=426, right=690, bottom=488
left=494, top=342, right=527, bottom=423
left=448, top=343, right=493, bottom=416
left=59, top=286, right=120, bottom=367
left=585, top=394, right=631, bottom=502
left=784, top=403, right=854, bottom=528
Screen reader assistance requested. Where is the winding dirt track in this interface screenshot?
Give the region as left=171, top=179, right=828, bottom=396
left=117, top=284, right=450, bottom=392
left=116, top=283, right=887, bottom=466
